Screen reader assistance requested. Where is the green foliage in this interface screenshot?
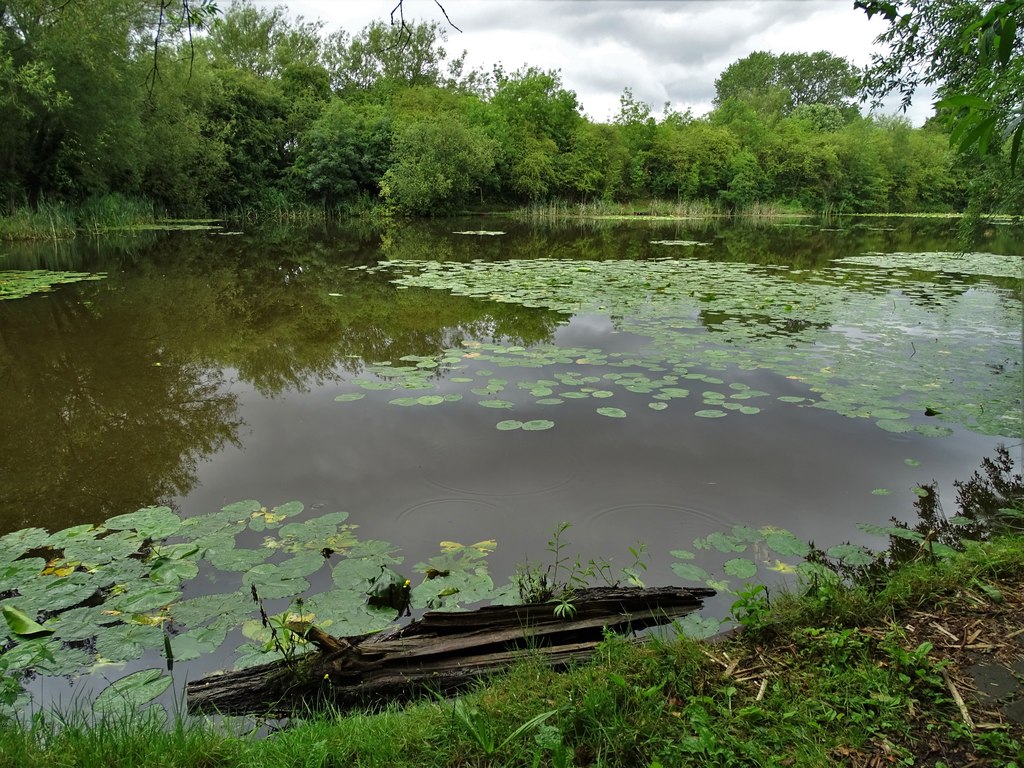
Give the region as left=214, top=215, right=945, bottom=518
left=859, top=0, right=1024, bottom=212
left=714, top=50, right=862, bottom=118
left=291, top=100, right=391, bottom=208
left=380, top=118, right=497, bottom=215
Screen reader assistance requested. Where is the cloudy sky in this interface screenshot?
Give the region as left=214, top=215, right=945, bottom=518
left=253, top=0, right=932, bottom=124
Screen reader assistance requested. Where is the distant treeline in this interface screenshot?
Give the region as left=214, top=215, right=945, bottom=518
left=1, top=0, right=1014, bottom=219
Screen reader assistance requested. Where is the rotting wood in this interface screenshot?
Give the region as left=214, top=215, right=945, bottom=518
left=186, top=585, right=714, bottom=716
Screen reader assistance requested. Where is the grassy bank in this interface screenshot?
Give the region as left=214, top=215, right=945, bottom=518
left=1, top=532, right=1020, bottom=767
left=0, top=195, right=156, bottom=241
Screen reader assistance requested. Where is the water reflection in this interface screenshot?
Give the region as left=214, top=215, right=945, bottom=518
left=0, top=215, right=1019, bottom=543
left=0, top=290, right=240, bottom=530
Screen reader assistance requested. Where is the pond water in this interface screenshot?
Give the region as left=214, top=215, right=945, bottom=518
left=0, top=215, right=1021, bottom=714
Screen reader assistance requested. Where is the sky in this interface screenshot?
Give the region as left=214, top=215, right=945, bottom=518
left=253, top=0, right=933, bottom=125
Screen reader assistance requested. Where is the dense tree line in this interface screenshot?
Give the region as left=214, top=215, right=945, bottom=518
left=1, top=0, right=1015, bottom=219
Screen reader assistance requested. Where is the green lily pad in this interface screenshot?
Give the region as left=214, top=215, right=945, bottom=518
left=334, top=393, right=366, bottom=402
left=104, top=506, right=181, bottom=539
left=496, top=420, right=523, bottom=430
left=826, top=544, right=875, bottom=567
left=522, top=420, right=555, bottom=431
left=723, top=558, right=758, bottom=579
left=94, top=668, right=172, bottom=715
left=694, top=409, right=727, bottom=418
left=596, top=407, right=626, bottom=418
left=677, top=614, right=722, bottom=639
left=671, top=562, right=710, bottom=582
left=2, top=605, right=54, bottom=638
left=762, top=530, right=809, bottom=557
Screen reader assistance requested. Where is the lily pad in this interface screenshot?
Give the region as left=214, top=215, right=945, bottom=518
left=522, top=420, right=555, bottom=431
left=671, top=562, right=710, bottom=582
left=2, top=605, right=54, bottom=638
left=334, top=393, right=366, bottom=402
left=596, top=407, right=626, bottom=418
left=826, top=544, right=875, bottom=567
left=723, top=558, right=758, bottom=579
left=694, top=409, right=727, bottom=418
left=94, top=668, right=172, bottom=715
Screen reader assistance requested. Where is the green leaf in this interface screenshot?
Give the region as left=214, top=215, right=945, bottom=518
left=522, top=420, right=554, bottom=431
left=149, top=558, right=199, bottom=585
left=671, top=562, right=710, bottom=582
left=702, top=532, right=746, bottom=553
left=723, top=558, right=757, bottom=579
left=676, top=614, right=722, bottom=639
left=108, top=585, right=181, bottom=614
left=762, top=530, right=809, bottom=557
left=334, top=393, right=365, bottom=402
left=826, top=544, right=875, bottom=567
left=2, top=606, right=54, bottom=638
left=694, top=409, right=727, bottom=418
left=496, top=420, right=523, bottom=430
left=478, top=399, right=515, bottom=409
left=94, top=669, right=172, bottom=715
left=596, top=407, right=626, bottom=418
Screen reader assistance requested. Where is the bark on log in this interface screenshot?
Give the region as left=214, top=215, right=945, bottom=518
left=186, top=585, right=714, bottom=716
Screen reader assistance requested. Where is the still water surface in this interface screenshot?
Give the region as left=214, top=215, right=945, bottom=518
left=0, top=215, right=1021, bottom=705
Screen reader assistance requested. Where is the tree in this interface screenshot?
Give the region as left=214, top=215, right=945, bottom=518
left=324, top=19, right=471, bottom=96
left=380, top=118, right=497, bottom=215
left=714, top=51, right=862, bottom=119
left=291, top=101, right=391, bottom=208
left=859, top=0, right=1023, bottom=173
left=201, top=0, right=324, bottom=79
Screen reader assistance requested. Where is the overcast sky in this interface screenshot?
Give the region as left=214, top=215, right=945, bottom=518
left=253, top=0, right=932, bottom=125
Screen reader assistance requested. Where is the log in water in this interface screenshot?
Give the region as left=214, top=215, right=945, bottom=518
left=186, top=585, right=715, bottom=716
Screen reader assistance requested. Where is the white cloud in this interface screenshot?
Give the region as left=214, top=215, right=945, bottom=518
left=250, top=0, right=936, bottom=125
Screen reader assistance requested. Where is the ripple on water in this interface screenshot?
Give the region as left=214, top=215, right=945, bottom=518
left=396, top=497, right=509, bottom=523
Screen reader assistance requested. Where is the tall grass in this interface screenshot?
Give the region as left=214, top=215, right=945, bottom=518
left=0, top=203, right=77, bottom=241
left=78, top=194, right=154, bottom=233
left=0, top=194, right=157, bottom=241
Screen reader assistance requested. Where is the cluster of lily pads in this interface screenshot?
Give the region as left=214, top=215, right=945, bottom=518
left=0, top=269, right=107, bottom=301
left=334, top=251, right=1021, bottom=438
left=0, top=502, right=503, bottom=716
left=669, top=519, right=962, bottom=638
left=0, top=495, right=973, bottom=714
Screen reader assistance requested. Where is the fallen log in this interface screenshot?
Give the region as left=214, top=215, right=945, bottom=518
left=186, top=585, right=714, bottom=716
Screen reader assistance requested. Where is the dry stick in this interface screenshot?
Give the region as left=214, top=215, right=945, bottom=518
left=755, top=678, right=768, bottom=702
left=941, top=668, right=974, bottom=729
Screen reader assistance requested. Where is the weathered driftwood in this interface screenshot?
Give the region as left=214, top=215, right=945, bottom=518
left=186, top=585, right=715, bottom=716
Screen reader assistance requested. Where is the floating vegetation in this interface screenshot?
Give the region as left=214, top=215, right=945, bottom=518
left=0, top=269, right=107, bottom=300
left=335, top=252, right=1021, bottom=439
left=112, top=224, right=223, bottom=232
left=837, top=251, right=1023, bottom=279
left=0, top=502, right=502, bottom=716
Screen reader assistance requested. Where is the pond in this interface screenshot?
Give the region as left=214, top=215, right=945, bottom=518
left=0, top=215, right=1021, bottom=715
